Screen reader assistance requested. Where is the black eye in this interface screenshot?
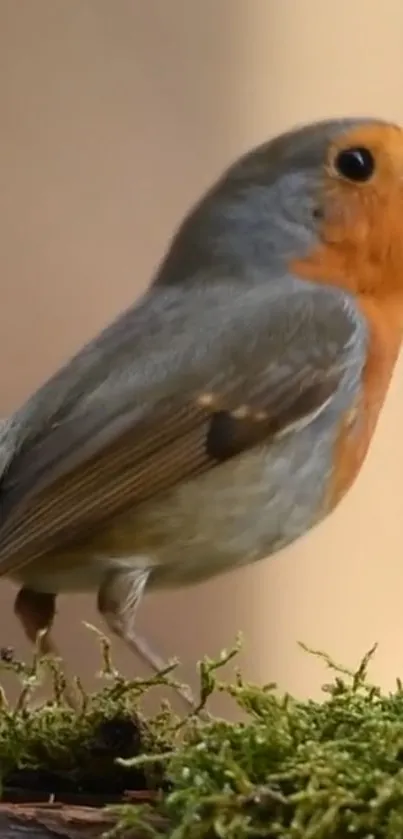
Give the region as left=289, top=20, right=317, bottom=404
left=334, top=146, right=375, bottom=182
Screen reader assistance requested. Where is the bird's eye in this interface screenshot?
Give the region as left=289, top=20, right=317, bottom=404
left=334, top=146, right=375, bottom=183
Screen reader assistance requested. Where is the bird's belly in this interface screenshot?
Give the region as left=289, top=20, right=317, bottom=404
left=12, top=552, right=126, bottom=593
left=16, top=407, right=348, bottom=596
left=87, top=414, right=339, bottom=590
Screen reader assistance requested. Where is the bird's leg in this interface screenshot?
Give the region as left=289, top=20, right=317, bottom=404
left=14, top=587, right=58, bottom=656
left=14, top=587, right=80, bottom=710
left=98, top=569, right=199, bottom=713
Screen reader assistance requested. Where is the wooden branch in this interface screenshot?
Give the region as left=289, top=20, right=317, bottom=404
left=0, top=801, right=154, bottom=839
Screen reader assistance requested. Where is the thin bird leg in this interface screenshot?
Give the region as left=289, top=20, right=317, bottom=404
left=98, top=569, right=199, bottom=713
left=14, top=587, right=81, bottom=710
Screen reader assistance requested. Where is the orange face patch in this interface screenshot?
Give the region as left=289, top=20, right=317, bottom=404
left=292, top=122, right=403, bottom=301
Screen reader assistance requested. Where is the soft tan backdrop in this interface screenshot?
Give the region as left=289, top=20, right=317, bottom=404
left=0, top=0, right=403, bottom=714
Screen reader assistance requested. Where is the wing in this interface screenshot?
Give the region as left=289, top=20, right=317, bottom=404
left=0, top=274, right=367, bottom=574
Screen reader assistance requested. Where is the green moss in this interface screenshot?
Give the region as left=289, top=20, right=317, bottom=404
left=0, top=628, right=174, bottom=799
left=2, top=633, right=403, bottom=838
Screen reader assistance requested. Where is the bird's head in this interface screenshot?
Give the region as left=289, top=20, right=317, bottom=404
left=156, top=117, right=403, bottom=311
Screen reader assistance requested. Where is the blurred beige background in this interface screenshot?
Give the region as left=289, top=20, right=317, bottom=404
left=0, top=0, right=403, bottom=714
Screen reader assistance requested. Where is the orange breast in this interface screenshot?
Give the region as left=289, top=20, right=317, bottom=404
left=290, top=267, right=403, bottom=513
left=326, top=296, right=402, bottom=509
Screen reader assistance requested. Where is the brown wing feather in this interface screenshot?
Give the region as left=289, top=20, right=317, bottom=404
left=0, top=374, right=335, bottom=573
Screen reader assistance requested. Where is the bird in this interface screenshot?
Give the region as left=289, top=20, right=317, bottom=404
left=0, top=116, right=402, bottom=709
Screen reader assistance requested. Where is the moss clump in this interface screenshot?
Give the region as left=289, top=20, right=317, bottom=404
left=0, top=629, right=174, bottom=800
left=113, top=642, right=403, bottom=839
left=2, top=633, right=403, bottom=838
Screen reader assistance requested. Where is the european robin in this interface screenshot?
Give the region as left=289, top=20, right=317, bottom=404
left=0, top=117, right=402, bottom=708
